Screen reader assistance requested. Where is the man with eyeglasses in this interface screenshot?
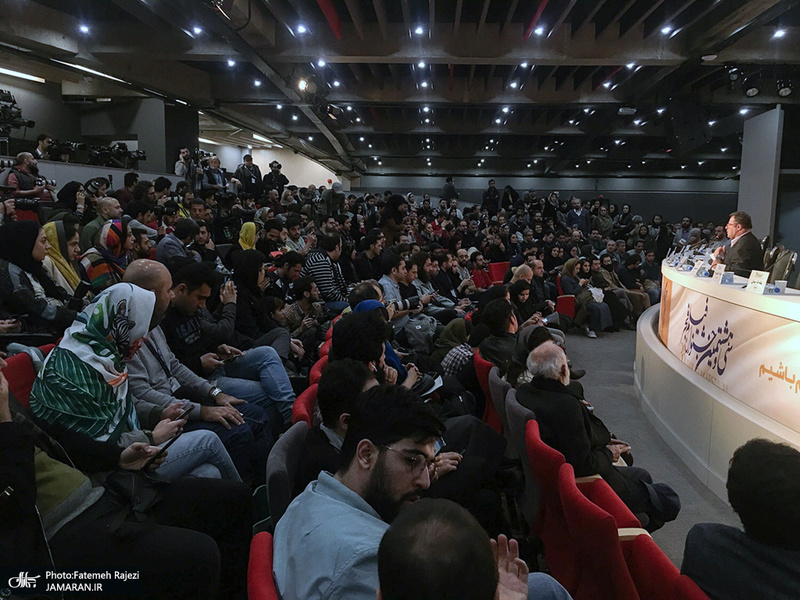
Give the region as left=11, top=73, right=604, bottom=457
left=273, top=385, right=446, bottom=600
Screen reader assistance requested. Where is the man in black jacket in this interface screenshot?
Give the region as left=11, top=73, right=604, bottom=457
left=515, top=341, right=678, bottom=531
left=713, top=211, right=763, bottom=277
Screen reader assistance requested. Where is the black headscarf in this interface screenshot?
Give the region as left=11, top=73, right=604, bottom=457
left=0, top=220, right=66, bottom=300
left=232, top=249, right=267, bottom=295
left=55, top=181, right=83, bottom=211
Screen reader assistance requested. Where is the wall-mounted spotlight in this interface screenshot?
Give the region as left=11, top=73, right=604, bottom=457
left=741, top=74, right=761, bottom=97
left=777, top=77, right=794, bottom=97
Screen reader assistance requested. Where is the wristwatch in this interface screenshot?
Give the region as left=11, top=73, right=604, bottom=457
left=209, top=387, right=223, bottom=400
left=143, top=429, right=155, bottom=445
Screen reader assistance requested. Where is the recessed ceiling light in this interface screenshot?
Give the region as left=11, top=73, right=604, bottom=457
left=732, top=166, right=737, bottom=170
left=626, top=63, right=635, bottom=70
left=378, top=161, right=382, bottom=165
left=422, top=106, right=430, bottom=113
left=502, top=106, right=510, bottom=113
left=308, top=136, right=313, bottom=141
left=227, top=59, right=236, bottom=67
left=424, top=118, right=430, bottom=123
left=291, top=114, right=298, bottom=121
left=414, top=26, right=424, bottom=35
left=657, top=108, right=665, bottom=114
left=544, top=146, right=549, bottom=150
left=368, top=144, right=372, bottom=148
left=333, top=80, right=341, bottom=87
left=708, top=120, right=716, bottom=126
left=346, top=105, right=352, bottom=111
left=490, top=139, right=494, bottom=143
left=509, top=81, right=519, bottom=88
left=254, top=79, right=262, bottom=87
left=276, top=104, right=282, bottom=109
left=681, top=165, right=687, bottom=169
left=425, top=138, right=430, bottom=142
left=317, top=59, right=326, bottom=67
left=740, top=108, right=749, bottom=115
left=418, top=61, right=426, bottom=68
left=359, top=137, right=365, bottom=141
left=633, top=119, right=642, bottom=125
left=495, top=118, right=501, bottom=124
left=192, top=26, right=202, bottom=35
left=421, top=81, right=429, bottom=88
left=614, top=139, right=622, bottom=145
left=297, top=24, right=308, bottom=34
left=527, top=163, right=532, bottom=167
left=534, top=27, right=544, bottom=36
left=356, top=117, right=362, bottom=122
left=603, top=81, right=611, bottom=89
left=568, top=119, right=575, bottom=124
left=533, top=159, right=538, bottom=164
left=584, top=108, right=590, bottom=113
left=79, top=24, right=90, bottom=34
left=773, top=29, right=786, bottom=38
left=520, top=62, right=529, bottom=68
left=661, top=26, right=673, bottom=35
left=721, top=147, right=727, bottom=152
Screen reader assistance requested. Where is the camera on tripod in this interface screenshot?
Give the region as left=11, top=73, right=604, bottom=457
left=0, top=159, right=15, bottom=169
left=0, top=90, right=35, bottom=135
left=88, top=142, right=147, bottom=167
left=192, top=148, right=215, bottom=164
left=49, top=139, right=86, bottom=158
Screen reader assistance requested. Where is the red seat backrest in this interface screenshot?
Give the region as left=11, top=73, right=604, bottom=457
left=318, top=339, right=331, bottom=358
left=292, top=383, right=318, bottom=426
left=247, top=531, right=279, bottom=600
left=5, top=344, right=56, bottom=409
left=558, top=462, right=641, bottom=600
left=309, top=355, right=328, bottom=385
left=473, top=351, right=502, bottom=433
left=488, top=261, right=510, bottom=284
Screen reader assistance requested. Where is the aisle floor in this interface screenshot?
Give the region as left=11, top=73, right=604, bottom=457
left=563, top=327, right=740, bottom=567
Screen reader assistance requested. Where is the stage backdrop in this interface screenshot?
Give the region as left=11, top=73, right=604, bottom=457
left=659, top=279, right=800, bottom=436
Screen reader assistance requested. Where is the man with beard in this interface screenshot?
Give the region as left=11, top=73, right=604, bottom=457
left=7, top=152, right=55, bottom=201
left=273, top=384, right=446, bottom=600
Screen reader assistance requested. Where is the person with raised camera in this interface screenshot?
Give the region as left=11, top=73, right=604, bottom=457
left=7, top=152, right=54, bottom=203
left=174, top=146, right=203, bottom=189
left=263, top=160, right=289, bottom=198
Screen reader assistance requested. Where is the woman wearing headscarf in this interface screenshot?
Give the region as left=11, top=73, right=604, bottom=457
left=431, top=317, right=471, bottom=363
left=48, top=180, right=86, bottom=221
left=30, top=282, right=240, bottom=482
left=0, top=220, right=81, bottom=334
left=509, top=280, right=537, bottom=325
left=79, top=219, right=133, bottom=294
left=381, top=194, right=409, bottom=244
left=231, top=249, right=292, bottom=360
left=224, top=220, right=258, bottom=269
left=42, top=219, right=82, bottom=296
left=560, top=257, right=612, bottom=338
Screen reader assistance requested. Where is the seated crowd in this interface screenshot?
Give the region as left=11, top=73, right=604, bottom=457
left=1, top=158, right=793, bottom=600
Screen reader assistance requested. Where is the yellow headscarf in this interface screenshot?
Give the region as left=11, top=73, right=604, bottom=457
left=239, top=222, right=257, bottom=251
left=43, top=221, right=81, bottom=290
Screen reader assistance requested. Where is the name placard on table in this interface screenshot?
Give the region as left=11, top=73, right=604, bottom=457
left=746, top=270, right=770, bottom=294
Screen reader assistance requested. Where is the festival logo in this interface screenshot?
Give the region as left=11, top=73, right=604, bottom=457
left=679, top=298, right=734, bottom=377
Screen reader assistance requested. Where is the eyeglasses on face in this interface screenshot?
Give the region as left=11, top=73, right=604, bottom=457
left=379, top=444, right=435, bottom=477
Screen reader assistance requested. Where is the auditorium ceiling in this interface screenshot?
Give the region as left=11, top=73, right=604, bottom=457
left=3, top=0, right=800, bottom=179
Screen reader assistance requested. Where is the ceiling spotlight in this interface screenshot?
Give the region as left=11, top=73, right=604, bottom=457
left=777, top=78, right=794, bottom=97
left=333, top=80, right=341, bottom=87
left=626, top=63, right=635, bottom=70
left=568, top=119, right=575, bottom=124
left=502, top=106, right=510, bottom=113
left=79, top=24, right=90, bottom=34
left=424, top=118, right=430, bottom=123
left=657, top=108, right=665, bottom=114
left=422, top=106, right=430, bottom=113
left=534, top=27, right=544, bottom=36
left=490, top=139, right=495, bottom=143
left=495, top=118, right=502, bottom=124
left=421, top=81, right=429, bottom=88
left=533, top=159, right=538, bottom=164
left=544, top=146, right=549, bottom=151
left=308, top=136, right=313, bottom=141
left=297, top=78, right=308, bottom=91
left=418, top=61, right=426, bottom=68
left=708, top=120, right=716, bottom=126
left=509, top=81, right=519, bottom=88
left=661, top=26, right=673, bottom=35
left=359, top=136, right=365, bottom=141
left=356, top=117, right=362, bottom=122
left=368, top=144, right=373, bottom=148
left=378, top=161, right=382, bottom=165
left=297, top=24, right=308, bottom=34
left=292, top=114, right=298, bottom=120
left=317, top=59, right=326, bottom=67
left=721, top=147, right=728, bottom=152
left=633, top=119, right=642, bottom=126
left=740, top=108, right=749, bottom=115
left=520, top=62, right=529, bottom=68
left=773, top=29, right=786, bottom=38
left=414, top=26, right=424, bottom=35
left=527, top=163, right=532, bottom=168
left=192, top=26, right=203, bottom=35
left=602, top=81, right=611, bottom=89
left=425, top=138, right=430, bottom=142
left=614, top=139, right=622, bottom=145
left=742, top=75, right=761, bottom=97
left=681, top=165, right=687, bottom=169
left=346, top=105, right=352, bottom=111
left=698, top=161, right=705, bottom=165
left=227, top=59, right=236, bottom=67
left=254, top=79, right=262, bottom=87
left=276, top=104, right=282, bottom=109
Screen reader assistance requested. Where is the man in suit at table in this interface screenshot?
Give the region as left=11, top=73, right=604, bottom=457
left=712, top=211, right=763, bottom=277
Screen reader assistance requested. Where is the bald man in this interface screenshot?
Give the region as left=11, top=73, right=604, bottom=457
left=80, top=197, right=123, bottom=249
left=7, top=152, right=54, bottom=201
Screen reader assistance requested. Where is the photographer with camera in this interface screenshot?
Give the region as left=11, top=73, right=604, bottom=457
left=34, top=133, right=52, bottom=160
left=174, top=146, right=203, bottom=189
left=7, top=152, right=54, bottom=203
left=263, top=160, right=289, bottom=197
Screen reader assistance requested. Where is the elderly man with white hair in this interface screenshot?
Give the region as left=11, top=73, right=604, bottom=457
left=515, top=342, right=679, bottom=532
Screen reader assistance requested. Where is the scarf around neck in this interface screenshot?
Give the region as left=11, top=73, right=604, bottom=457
left=30, top=283, right=156, bottom=442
